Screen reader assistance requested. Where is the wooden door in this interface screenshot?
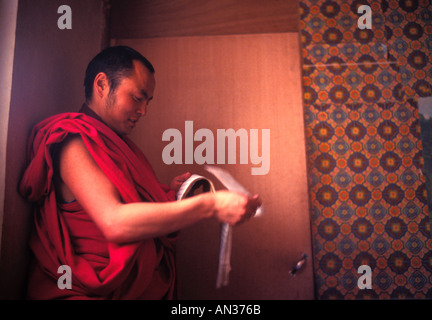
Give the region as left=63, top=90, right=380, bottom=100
left=115, top=33, right=314, bottom=299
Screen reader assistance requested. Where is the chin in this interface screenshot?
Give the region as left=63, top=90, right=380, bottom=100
left=123, top=128, right=133, bottom=136
left=113, top=126, right=130, bottom=136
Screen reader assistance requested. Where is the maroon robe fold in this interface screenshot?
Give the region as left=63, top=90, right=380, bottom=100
left=19, top=112, right=178, bottom=299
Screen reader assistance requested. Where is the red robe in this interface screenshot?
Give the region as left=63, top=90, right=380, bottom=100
left=19, top=112, right=178, bottom=299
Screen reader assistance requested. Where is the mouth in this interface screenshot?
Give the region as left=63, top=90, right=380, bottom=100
left=128, top=119, right=139, bottom=127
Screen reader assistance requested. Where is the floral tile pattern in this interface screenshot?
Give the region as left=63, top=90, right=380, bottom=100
left=299, top=0, right=432, bottom=299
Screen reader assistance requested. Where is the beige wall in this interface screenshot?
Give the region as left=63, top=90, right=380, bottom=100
left=118, top=33, right=313, bottom=299
left=0, top=0, right=104, bottom=299
left=0, top=0, right=18, bottom=260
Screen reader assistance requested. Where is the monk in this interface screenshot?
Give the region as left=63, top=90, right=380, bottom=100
left=19, top=46, right=260, bottom=299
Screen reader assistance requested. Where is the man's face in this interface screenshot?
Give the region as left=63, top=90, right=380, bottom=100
left=103, top=60, right=155, bottom=136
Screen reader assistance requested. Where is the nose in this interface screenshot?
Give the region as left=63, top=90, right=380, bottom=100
left=137, top=103, right=147, bottom=116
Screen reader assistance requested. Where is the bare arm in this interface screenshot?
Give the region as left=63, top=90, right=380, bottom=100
left=57, top=136, right=259, bottom=244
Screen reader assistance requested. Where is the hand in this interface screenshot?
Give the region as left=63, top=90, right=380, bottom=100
left=213, top=191, right=261, bottom=226
left=170, top=172, right=192, bottom=193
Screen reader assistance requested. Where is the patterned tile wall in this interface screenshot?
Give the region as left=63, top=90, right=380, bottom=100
left=299, top=0, right=432, bottom=298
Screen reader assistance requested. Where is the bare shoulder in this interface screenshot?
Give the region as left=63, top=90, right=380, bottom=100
left=56, top=134, right=94, bottom=176
left=56, top=133, right=120, bottom=210
left=53, top=135, right=91, bottom=202
left=58, top=135, right=97, bottom=170
left=59, top=134, right=87, bottom=157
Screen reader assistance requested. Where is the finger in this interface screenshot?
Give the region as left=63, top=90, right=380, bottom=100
left=251, top=194, right=262, bottom=206
left=181, top=172, right=192, bottom=179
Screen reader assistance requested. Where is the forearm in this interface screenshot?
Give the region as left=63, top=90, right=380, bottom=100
left=106, top=193, right=216, bottom=244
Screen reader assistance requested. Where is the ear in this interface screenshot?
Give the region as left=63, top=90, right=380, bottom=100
left=93, top=72, right=110, bottom=99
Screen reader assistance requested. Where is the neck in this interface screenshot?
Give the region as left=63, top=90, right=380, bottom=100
left=81, top=102, right=105, bottom=122
left=83, top=101, right=127, bottom=138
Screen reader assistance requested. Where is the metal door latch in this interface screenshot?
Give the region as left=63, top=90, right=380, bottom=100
left=290, top=253, right=309, bottom=277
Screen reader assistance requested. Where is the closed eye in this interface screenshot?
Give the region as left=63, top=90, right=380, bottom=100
left=132, top=95, right=143, bottom=102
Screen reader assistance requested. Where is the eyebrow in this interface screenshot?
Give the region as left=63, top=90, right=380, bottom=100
left=140, top=89, right=153, bottom=100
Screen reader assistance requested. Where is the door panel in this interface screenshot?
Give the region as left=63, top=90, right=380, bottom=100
left=115, top=33, right=314, bottom=299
